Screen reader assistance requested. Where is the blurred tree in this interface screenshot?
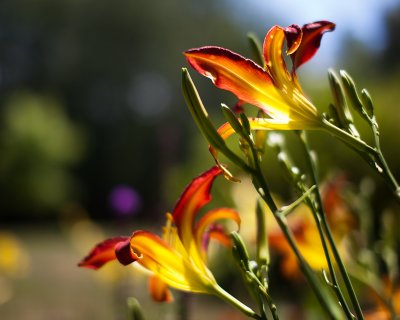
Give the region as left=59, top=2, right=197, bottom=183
left=0, top=92, right=85, bottom=218
left=0, top=0, right=248, bottom=220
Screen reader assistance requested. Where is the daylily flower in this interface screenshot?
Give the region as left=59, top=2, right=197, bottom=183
left=78, top=167, right=244, bottom=304
left=184, top=21, right=335, bottom=133
left=270, top=174, right=356, bottom=279
left=364, top=281, right=400, bottom=320
left=230, top=174, right=355, bottom=279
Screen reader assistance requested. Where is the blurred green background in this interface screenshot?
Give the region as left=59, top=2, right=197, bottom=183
left=0, top=0, right=399, bottom=319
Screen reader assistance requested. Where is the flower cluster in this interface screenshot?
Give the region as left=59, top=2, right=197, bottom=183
left=79, top=20, right=400, bottom=320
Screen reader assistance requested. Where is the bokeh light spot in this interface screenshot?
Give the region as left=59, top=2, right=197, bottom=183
left=109, top=185, right=142, bottom=216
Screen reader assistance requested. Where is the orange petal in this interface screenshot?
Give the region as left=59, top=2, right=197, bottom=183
left=172, top=167, right=222, bottom=252
left=78, top=236, right=136, bottom=269
left=207, top=226, right=232, bottom=247
left=195, top=208, right=241, bottom=252
left=148, top=275, right=174, bottom=303
left=263, top=25, right=293, bottom=90
left=185, top=47, right=291, bottom=119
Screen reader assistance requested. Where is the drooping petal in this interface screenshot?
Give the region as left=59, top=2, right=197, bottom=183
left=78, top=236, right=136, bottom=269
left=148, top=275, right=174, bottom=303
left=287, top=21, right=335, bottom=71
left=185, top=47, right=291, bottom=120
left=130, top=230, right=216, bottom=293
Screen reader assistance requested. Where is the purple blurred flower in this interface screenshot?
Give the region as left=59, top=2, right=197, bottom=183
left=109, top=185, right=141, bottom=216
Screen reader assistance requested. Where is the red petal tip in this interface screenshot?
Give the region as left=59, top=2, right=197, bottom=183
left=78, top=236, right=131, bottom=270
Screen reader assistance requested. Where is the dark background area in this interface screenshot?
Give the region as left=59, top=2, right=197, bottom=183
left=0, top=0, right=399, bottom=222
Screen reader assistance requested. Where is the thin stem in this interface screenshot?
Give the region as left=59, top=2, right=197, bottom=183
left=370, top=119, right=400, bottom=199
left=321, top=119, right=374, bottom=154
left=322, top=119, right=400, bottom=202
left=214, top=285, right=261, bottom=319
left=348, top=265, right=398, bottom=320
left=253, top=174, right=339, bottom=319
left=297, top=130, right=364, bottom=320
left=245, top=270, right=279, bottom=320
left=303, top=190, right=354, bottom=319
left=243, top=136, right=340, bottom=319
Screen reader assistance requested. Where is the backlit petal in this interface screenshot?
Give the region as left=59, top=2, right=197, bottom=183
left=78, top=236, right=135, bottom=269
left=209, top=118, right=305, bottom=164
left=185, top=47, right=291, bottom=119
left=172, top=167, right=224, bottom=272
left=172, top=166, right=222, bottom=251
left=263, top=26, right=293, bottom=90
left=217, top=118, right=306, bottom=142
left=131, top=231, right=216, bottom=293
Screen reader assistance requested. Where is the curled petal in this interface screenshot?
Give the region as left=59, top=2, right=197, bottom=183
left=195, top=208, right=241, bottom=260
left=207, top=227, right=232, bottom=247
left=148, top=275, right=174, bottom=303
left=78, top=236, right=136, bottom=269
left=263, top=25, right=293, bottom=89
left=284, top=24, right=303, bottom=55
left=185, top=46, right=291, bottom=119
left=288, top=21, right=336, bottom=70
left=195, top=208, right=241, bottom=251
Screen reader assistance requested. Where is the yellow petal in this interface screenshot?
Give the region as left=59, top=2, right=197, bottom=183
left=263, top=26, right=294, bottom=91
left=172, top=167, right=223, bottom=271
left=131, top=231, right=216, bottom=293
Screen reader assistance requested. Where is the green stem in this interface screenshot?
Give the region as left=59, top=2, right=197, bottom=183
left=214, top=285, right=261, bottom=319
left=321, top=118, right=374, bottom=154
left=348, top=265, right=398, bottom=320
left=253, top=175, right=339, bottom=319
left=297, top=130, right=364, bottom=320
left=245, top=141, right=340, bottom=319
left=370, top=119, right=400, bottom=199
left=322, top=119, right=400, bottom=201
left=306, top=195, right=354, bottom=319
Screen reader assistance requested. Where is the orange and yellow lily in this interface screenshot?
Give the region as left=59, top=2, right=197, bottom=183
left=78, top=167, right=241, bottom=303
left=268, top=175, right=355, bottom=279
left=184, top=21, right=335, bottom=133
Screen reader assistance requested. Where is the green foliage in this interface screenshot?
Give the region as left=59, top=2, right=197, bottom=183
left=0, top=92, right=85, bottom=216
